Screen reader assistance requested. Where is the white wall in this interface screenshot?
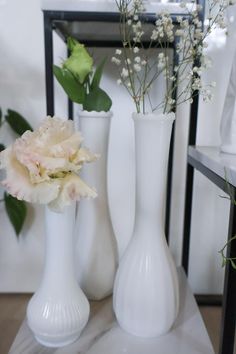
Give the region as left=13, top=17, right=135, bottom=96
left=0, top=0, right=235, bottom=293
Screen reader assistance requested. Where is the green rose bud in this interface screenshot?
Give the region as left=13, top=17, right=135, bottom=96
left=63, top=38, right=93, bottom=84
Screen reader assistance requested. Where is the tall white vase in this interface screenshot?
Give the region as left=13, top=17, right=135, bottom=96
left=113, top=112, right=179, bottom=338
left=75, top=110, right=118, bottom=300
left=27, top=204, right=90, bottom=347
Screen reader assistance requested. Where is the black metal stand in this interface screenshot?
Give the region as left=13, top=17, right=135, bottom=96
left=182, top=150, right=236, bottom=354
left=42, top=5, right=236, bottom=354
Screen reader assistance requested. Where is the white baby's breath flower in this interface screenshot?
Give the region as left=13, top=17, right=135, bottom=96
left=117, top=79, right=122, bottom=85
left=121, top=68, right=129, bottom=78
left=134, top=63, right=141, bottom=72
left=134, top=56, right=141, bottom=63
left=115, top=49, right=122, bottom=55
left=111, top=57, right=121, bottom=65
left=133, top=46, right=140, bottom=53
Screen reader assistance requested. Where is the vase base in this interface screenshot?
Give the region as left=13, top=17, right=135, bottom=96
left=116, top=317, right=172, bottom=338
left=34, top=331, right=81, bottom=348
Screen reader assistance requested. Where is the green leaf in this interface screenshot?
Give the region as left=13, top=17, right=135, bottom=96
left=4, top=193, right=27, bottom=236
left=91, top=58, right=106, bottom=90
left=53, top=65, right=86, bottom=104
left=0, top=143, right=5, bottom=152
left=5, top=110, right=33, bottom=136
left=83, top=88, right=112, bottom=112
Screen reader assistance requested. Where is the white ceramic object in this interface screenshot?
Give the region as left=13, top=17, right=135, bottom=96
left=220, top=49, right=236, bottom=154
left=27, top=204, right=90, bottom=347
left=113, top=112, right=179, bottom=338
left=75, top=110, right=118, bottom=301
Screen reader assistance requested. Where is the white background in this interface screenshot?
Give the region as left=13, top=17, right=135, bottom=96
left=0, top=0, right=236, bottom=293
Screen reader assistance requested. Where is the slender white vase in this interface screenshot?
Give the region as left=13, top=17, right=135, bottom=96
left=27, top=204, right=90, bottom=347
left=75, top=110, right=118, bottom=300
left=113, top=112, right=179, bottom=338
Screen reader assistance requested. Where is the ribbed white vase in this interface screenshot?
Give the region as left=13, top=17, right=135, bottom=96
left=27, top=204, right=90, bottom=347
left=113, top=112, right=179, bottom=338
left=75, top=110, right=118, bottom=300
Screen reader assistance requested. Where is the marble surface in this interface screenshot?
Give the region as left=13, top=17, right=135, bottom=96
left=41, top=0, right=193, bottom=14
left=188, top=146, right=236, bottom=187
left=9, top=268, right=214, bottom=354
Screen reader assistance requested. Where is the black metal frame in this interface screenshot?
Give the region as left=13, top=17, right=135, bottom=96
left=42, top=4, right=236, bottom=354
left=43, top=9, right=187, bottom=242
left=183, top=151, right=236, bottom=354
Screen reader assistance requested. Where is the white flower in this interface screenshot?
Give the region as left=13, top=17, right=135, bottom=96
left=115, top=49, right=122, bottom=55
left=0, top=117, right=97, bottom=212
left=176, top=29, right=184, bottom=36
left=134, top=56, right=141, bottom=63
left=141, top=60, right=147, bottom=65
left=117, top=79, right=122, bottom=85
left=121, top=68, right=129, bottom=78
left=111, top=57, right=121, bottom=65
left=133, top=46, right=140, bottom=53
left=134, top=63, right=141, bottom=72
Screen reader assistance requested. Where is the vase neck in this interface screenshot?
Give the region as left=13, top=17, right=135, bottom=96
left=134, top=115, right=174, bottom=231
left=42, top=204, right=76, bottom=284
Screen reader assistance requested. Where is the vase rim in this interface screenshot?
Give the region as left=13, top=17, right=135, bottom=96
left=79, top=110, right=113, bottom=118
left=132, top=112, right=175, bottom=122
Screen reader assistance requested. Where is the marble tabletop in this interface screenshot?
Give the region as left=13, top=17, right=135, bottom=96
left=188, top=146, right=236, bottom=188
left=9, top=268, right=214, bottom=354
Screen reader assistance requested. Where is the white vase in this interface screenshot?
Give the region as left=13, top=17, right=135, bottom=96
left=75, top=110, right=118, bottom=300
left=113, top=112, right=179, bottom=338
left=220, top=48, right=236, bottom=154
left=27, top=204, right=90, bottom=347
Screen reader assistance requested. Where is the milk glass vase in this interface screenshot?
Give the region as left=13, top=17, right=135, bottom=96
left=75, top=110, right=118, bottom=300
left=27, top=204, right=90, bottom=347
left=113, top=112, right=179, bottom=337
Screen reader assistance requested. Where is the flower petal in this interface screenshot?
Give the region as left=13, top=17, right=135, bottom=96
left=0, top=147, right=60, bottom=204
left=48, top=173, right=97, bottom=212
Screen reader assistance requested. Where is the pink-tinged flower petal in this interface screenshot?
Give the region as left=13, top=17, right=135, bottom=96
left=75, top=147, right=99, bottom=164
left=49, top=173, right=97, bottom=212
left=0, top=147, right=60, bottom=204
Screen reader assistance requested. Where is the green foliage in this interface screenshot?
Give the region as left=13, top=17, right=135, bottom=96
left=84, top=87, right=112, bottom=112
left=5, top=109, right=33, bottom=135
left=219, top=235, right=236, bottom=270
left=53, top=66, right=86, bottom=104
left=54, top=37, right=112, bottom=112
left=0, top=108, right=32, bottom=236
left=91, top=58, right=106, bottom=90
left=4, top=193, right=27, bottom=236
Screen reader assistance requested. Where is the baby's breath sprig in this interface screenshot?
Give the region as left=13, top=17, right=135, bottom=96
left=112, top=0, right=234, bottom=114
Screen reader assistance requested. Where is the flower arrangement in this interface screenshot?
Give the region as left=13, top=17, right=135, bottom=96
left=54, top=37, right=112, bottom=112
left=0, top=108, right=33, bottom=235
left=0, top=116, right=97, bottom=214
left=112, top=0, right=234, bottom=114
